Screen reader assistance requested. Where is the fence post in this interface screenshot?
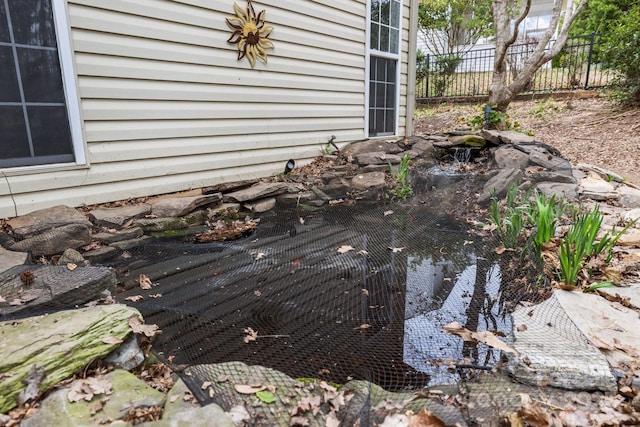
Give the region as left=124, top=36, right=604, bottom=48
left=425, top=54, right=430, bottom=97
left=584, top=32, right=596, bottom=89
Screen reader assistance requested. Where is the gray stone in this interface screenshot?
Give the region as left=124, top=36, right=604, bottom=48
left=82, top=246, right=119, bottom=263
left=223, top=182, right=288, bottom=203
left=481, top=129, right=536, bottom=144
left=243, top=197, right=276, bottom=213
left=57, top=248, right=87, bottom=266
left=21, top=369, right=165, bottom=427
left=577, top=163, right=626, bottom=183
left=361, top=164, right=389, bottom=172
left=528, top=170, right=576, bottom=184
left=506, top=292, right=617, bottom=393
left=88, top=204, right=152, bottom=227
left=105, top=335, right=144, bottom=371
left=579, top=174, right=618, bottom=201
left=7, top=205, right=92, bottom=238
left=310, top=186, right=333, bottom=201
left=0, top=247, right=27, bottom=275
left=478, top=168, right=523, bottom=203
left=93, top=227, right=144, bottom=244
left=410, top=140, right=434, bottom=155
left=618, top=185, right=640, bottom=208
left=134, top=217, right=189, bottom=232
left=535, top=182, right=579, bottom=200
left=276, top=191, right=316, bottom=206
left=449, top=134, right=486, bottom=147
left=355, top=151, right=402, bottom=166
left=109, top=236, right=155, bottom=250
left=351, top=171, right=387, bottom=190
left=202, top=179, right=258, bottom=194
left=617, top=228, right=640, bottom=247
left=493, top=145, right=530, bottom=170
left=529, top=151, right=573, bottom=172
left=9, top=223, right=91, bottom=256
left=0, top=265, right=117, bottom=318
left=151, top=194, right=222, bottom=218
left=343, top=139, right=403, bottom=156
left=0, top=304, right=140, bottom=413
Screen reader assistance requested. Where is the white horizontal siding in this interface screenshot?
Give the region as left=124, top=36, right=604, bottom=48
left=0, top=0, right=415, bottom=218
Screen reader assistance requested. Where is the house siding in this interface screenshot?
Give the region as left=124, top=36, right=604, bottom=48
left=0, top=0, right=413, bottom=218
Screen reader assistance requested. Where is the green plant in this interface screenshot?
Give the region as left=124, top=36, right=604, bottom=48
left=489, top=184, right=527, bottom=249
left=584, top=280, right=615, bottom=293
left=529, top=99, right=561, bottom=120
left=388, top=154, right=413, bottom=201
left=467, top=104, right=520, bottom=130
left=320, top=143, right=334, bottom=155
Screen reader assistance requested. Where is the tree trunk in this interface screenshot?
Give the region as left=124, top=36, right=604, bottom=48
left=488, top=0, right=588, bottom=111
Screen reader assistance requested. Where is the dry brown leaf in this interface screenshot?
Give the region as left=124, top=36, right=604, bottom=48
left=67, top=377, right=112, bottom=403
left=101, top=336, right=123, bottom=345
left=129, top=316, right=161, bottom=337
left=66, top=263, right=77, bottom=271
left=384, top=210, right=394, bottom=216
left=243, top=327, right=258, bottom=343
left=234, top=384, right=266, bottom=394
left=201, top=381, right=212, bottom=390
left=149, top=293, right=162, bottom=299
left=443, top=321, right=519, bottom=355
left=139, top=274, right=153, bottom=290
left=518, top=393, right=553, bottom=427
left=254, top=290, right=262, bottom=297
left=387, top=246, right=405, bottom=253
left=337, top=245, right=355, bottom=254
left=408, top=408, right=446, bottom=427
left=254, top=252, right=266, bottom=260
left=124, top=295, right=144, bottom=302
left=495, top=246, right=507, bottom=254
left=355, top=324, right=371, bottom=330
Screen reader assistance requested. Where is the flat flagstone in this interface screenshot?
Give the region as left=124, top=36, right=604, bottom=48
left=7, top=205, right=92, bottom=238
left=223, top=182, right=288, bottom=203
left=88, top=204, right=152, bottom=227
left=0, top=247, right=27, bottom=275
left=506, top=291, right=617, bottom=393
left=151, top=193, right=222, bottom=217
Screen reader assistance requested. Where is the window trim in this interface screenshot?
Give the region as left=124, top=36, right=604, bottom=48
left=52, top=0, right=86, bottom=166
left=365, top=0, right=402, bottom=138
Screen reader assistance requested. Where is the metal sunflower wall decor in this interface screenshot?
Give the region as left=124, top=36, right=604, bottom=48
left=226, top=0, right=274, bottom=68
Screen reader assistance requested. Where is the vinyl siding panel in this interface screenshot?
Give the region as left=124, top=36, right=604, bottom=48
left=1, top=0, right=415, bottom=217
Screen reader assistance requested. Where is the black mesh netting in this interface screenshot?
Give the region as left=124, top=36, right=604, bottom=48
left=100, top=202, right=545, bottom=410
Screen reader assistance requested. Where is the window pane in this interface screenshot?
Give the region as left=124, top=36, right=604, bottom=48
left=390, top=1, right=400, bottom=28
left=376, top=109, right=384, bottom=133
left=390, top=29, right=399, bottom=54
left=370, top=23, right=379, bottom=51
left=381, top=0, right=390, bottom=25
left=385, top=108, right=394, bottom=132
left=0, top=46, right=21, bottom=102
left=8, top=0, right=57, bottom=47
left=28, top=106, right=73, bottom=156
left=376, top=58, right=386, bottom=80
left=370, top=0, right=380, bottom=23
left=387, top=59, right=396, bottom=76
left=17, top=47, right=65, bottom=103
left=0, top=106, right=30, bottom=159
left=380, top=26, right=389, bottom=52
left=376, top=83, right=386, bottom=105
left=0, top=2, right=10, bottom=42
left=385, top=83, right=395, bottom=107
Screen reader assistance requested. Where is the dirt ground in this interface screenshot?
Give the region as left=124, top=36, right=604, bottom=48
left=413, top=94, right=640, bottom=186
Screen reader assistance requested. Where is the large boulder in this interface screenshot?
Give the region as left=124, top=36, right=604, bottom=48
left=0, top=304, right=142, bottom=413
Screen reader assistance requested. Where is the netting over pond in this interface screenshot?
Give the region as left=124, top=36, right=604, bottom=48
left=107, top=202, right=545, bottom=403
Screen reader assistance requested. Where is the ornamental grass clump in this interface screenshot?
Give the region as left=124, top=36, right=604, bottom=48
left=489, top=184, right=526, bottom=249
left=388, top=153, right=413, bottom=201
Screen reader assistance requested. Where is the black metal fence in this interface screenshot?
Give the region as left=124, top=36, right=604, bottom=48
left=416, top=33, right=617, bottom=100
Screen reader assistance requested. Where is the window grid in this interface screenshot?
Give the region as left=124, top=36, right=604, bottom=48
left=0, top=0, right=74, bottom=168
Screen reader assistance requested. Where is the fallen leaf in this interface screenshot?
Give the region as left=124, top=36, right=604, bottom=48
left=254, top=290, right=262, bottom=297
left=291, top=416, right=310, bottom=426
left=243, top=327, right=258, bottom=343
left=362, top=289, right=370, bottom=296
left=328, top=199, right=344, bottom=206
left=66, top=263, right=77, bottom=271
left=254, top=252, right=266, bottom=260
left=124, top=295, right=144, bottom=302
left=443, top=321, right=519, bottom=355
left=495, top=246, right=506, bottom=254
left=129, top=316, right=161, bottom=337
left=149, top=293, right=162, bottom=299
left=516, top=324, right=528, bottom=332
left=384, top=210, right=394, bottom=216
left=234, top=384, right=266, bottom=394
left=299, top=217, right=305, bottom=225
left=201, top=381, right=212, bottom=390
left=101, top=336, right=123, bottom=345
left=67, top=377, right=112, bottom=402
left=518, top=393, right=553, bottom=426
left=355, top=324, right=371, bottom=330
left=387, top=246, right=405, bottom=253
left=337, top=245, right=355, bottom=254
left=17, top=365, right=45, bottom=405
left=139, top=274, right=154, bottom=290
left=357, top=250, right=369, bottom=256
left=256, top=390, right=276, bottom=403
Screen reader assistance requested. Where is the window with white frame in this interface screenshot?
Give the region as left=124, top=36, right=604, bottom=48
left=0, top=0, right=83, bottom=168
left=368, top=0, right=401, bottom=137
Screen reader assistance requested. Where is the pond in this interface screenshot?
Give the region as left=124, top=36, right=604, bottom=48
left=107, top=202, right=515, bottom=392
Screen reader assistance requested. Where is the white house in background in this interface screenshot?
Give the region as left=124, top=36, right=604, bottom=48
left=417, top=0, right=559, bottom=72
left=0, top=0, right=420, bottom=218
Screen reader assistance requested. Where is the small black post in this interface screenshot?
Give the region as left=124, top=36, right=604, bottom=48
left=585, top=32, right=596, bottom=89
left=425, top=54, right=430, bottom=97
left=484, top=104, right=492, bottom=129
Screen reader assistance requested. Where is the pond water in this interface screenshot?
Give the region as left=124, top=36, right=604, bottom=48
left=107, top=202, right=511, bottom=391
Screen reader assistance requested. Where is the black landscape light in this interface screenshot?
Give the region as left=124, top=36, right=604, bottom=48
left=284, top=159, right=295, bottom=174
